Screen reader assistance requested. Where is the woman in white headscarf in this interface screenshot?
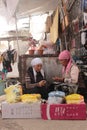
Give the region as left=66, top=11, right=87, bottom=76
left=24, top=58, right=48, bottom=99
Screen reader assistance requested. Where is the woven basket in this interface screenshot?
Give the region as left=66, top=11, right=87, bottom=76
left=37, top=50, right=43, bottom=55
left=29, top=50, right=34, bottom=55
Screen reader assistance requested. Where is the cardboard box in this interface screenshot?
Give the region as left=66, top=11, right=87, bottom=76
left=2, top=102, right=41, bottom=119
left=41, top=103, right=86, bottom=120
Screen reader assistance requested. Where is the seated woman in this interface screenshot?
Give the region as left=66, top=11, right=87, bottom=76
left=24, top=58, right=48, bottom=100
left=53, top=50, right=79, bottom=94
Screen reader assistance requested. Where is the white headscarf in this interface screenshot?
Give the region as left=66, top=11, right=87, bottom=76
left=31, top=58, right=43, bottom=66
left=31, top=58, right=44, bottom=82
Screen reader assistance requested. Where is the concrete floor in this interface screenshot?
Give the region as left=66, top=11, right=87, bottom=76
left=0, top=115, right=87, bottom=130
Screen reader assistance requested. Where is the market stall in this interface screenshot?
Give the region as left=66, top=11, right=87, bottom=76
left=0, top=0, right=87, bottom=122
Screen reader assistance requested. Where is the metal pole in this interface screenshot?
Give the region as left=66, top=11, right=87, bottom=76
left=15, top=13, right=20, bottom=56
left=29, top=15, right=30, bottom=34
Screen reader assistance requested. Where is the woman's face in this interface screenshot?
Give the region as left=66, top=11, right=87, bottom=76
left=59, top=59, right=69, bottom=66
left=34, top=64, right=42, bottom=72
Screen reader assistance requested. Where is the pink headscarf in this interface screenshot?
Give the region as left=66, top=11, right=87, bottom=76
left=58, top=50, right=72, bottom=75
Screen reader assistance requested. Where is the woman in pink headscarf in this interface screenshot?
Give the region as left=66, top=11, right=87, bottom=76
left=53, top=50, right=79, bottom=93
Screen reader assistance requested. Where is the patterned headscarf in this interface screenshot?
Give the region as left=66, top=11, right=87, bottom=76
left=58, top=50, right=72, bottom=75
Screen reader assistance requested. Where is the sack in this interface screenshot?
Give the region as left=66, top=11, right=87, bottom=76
left=4, top=84, right=22, bottom=103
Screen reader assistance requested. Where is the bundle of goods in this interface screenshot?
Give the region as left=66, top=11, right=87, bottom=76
left=65, top=94, right=84, bottom=104
left=41, top=93, right=86, bottom=120
left=4, top=83, right=42, bottom=104
left=2, top=87, right=42, bottom=118
left=21, top=94, right=41, bottom=103
left=4, top=84, right=22, bottom=103
left=47, top=91, right=65, bottom=104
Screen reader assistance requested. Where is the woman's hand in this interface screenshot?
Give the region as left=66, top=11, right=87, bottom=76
left=38, top=80, right=46, bottom=87
left=53, top=76, right=64, bottom=82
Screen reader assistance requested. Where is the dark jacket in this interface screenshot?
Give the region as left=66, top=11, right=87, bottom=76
left=24, top=67, right=48, bottom=99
